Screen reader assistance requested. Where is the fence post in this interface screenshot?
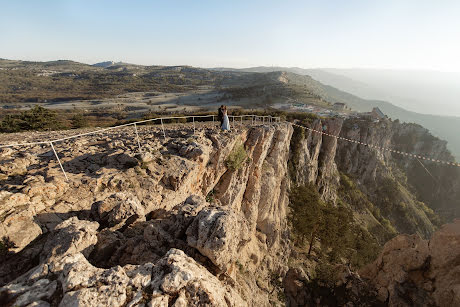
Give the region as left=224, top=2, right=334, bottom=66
left=50, top=141, right=68, bottom=182
left=212, top=115, right=215, bottom=125
left=134, top=123, right=142, bottom=153
left=160, top=118, right=166, bottom=139
left=193, top=116, right=195, bottom=134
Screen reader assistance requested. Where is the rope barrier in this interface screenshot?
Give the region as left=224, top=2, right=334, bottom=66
left=49, top=141, right=68, bottom=181
left=134, top=123, right=142, bottom=153
left=0, top=114, right=279, bottom=148
left=289, top=122, right=460, bottom=167
left=3, top=114, right=457, bottom=184
left=0, top=114, right=280, bottom=181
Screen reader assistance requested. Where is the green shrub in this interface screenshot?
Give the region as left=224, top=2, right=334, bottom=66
left=290, top=183, right=381, bottom=268
left=206, top=189, right=215, bottom=203
left=225, top=141, right=247, bottom=171
left=289, top=184, right=323, bottom=251
left=0, top=105, right=62, bottom=132
left=71, top=113, right=88, bottom=129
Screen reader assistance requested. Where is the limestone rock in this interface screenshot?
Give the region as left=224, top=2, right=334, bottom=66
left=0, top=278, right=57, bottom=307
left=0, top=124, right=296, bottom=306
left=149, top=249, right=247, bottom=307
left=41, top=217, right=99, bottom=261
left=91, top=192, right=145, bottom=229
left=428, top=220, right=460, bottom=306
left=0, top=214, right=42, bottom=252
left=360, top=219, right=460, bottom=306
left=186, top=207, right=250, bottom=272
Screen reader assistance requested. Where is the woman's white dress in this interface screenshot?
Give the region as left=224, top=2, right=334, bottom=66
left=222, top=111, right=230, bottom=130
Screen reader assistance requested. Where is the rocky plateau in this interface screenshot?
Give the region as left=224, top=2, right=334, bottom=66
left=0, top=118, right=459, bottom=306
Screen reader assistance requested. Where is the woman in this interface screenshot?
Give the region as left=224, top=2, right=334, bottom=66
left=221, top=106, right=230, bottom=131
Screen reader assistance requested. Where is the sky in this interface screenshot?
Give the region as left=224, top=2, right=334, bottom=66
left=1, top=0, right=460, bottom=72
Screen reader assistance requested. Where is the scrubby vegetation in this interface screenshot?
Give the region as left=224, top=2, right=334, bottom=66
left=288, top=184, right=380, bottom=269
left=71, top=113, right=88, bottom=129
left=225, top=141, right=248, bottom=171
left=339, top=173, right=397, bottom=243
left=0, top=105, right=62, bottom=132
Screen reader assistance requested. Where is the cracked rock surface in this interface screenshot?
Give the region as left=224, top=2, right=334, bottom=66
left=0, top=123, right=292, bottom=306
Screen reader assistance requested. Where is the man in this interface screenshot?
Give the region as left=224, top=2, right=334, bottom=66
left=218, top=105, right=224, bottom=127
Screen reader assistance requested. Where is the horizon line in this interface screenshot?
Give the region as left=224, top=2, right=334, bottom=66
left=2, top=57, right=460, bottom=74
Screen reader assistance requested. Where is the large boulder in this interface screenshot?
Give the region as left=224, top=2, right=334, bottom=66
left=428, top=220, right=460, bottom=306
left=91, top=192, right=145, bottom=229
left=149, top=249, right=246, bottom=306
left=41, top=217, right=99, bottom=262
left=186, top=207, right=250, bottom=272
left=360, top=219, right=460, bottom=306
left=58, top=254, right=129, bottom=307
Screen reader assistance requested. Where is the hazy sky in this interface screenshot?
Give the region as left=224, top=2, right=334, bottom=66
left=1, top=0, right=460, bottom=71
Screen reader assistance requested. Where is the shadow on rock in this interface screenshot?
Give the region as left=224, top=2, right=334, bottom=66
left=62, top=151, right=138, bottom=178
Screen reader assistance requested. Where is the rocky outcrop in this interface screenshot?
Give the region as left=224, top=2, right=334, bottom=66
left=186, top=207, right=250, bottom=273
left=91, top=192, right=145, bottom=229
left=148, top=249, right=246, bottom=307
left=335, top=119, right=455, bottom=238
left=0, top=123, right=293, bottom=306
left=0, top=218, right=245, bottom=307
left=1, top=117, right=459, bottom=306
left=283, top=266, right=384, bottom=307
left=360, top=219, right=460, bottom=306
left=290, top=118, right=343, bottom=202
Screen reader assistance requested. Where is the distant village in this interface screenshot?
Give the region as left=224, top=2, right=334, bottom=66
left=273, top=101, right=387, bottom=122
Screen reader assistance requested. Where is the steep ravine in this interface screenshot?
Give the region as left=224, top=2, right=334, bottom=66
left=0, top=118, right=459, bottom=306
left=284, top=116, right=460, bottom=306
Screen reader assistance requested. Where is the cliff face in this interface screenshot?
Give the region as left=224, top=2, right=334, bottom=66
left=337, top=119, right=460, bottom=237
left=336, top=120, right=435, bottom=238
left=289, top=118, right=343, bottom=203
left=0, top=123, right=293, bottom=306
left=289, top=116, right=459, bottom=240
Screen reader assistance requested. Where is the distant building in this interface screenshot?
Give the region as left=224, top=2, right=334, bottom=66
left=371, top=107, right=385, bottom=119
left=361, top=107, right=386, bottom=121
left=333, top=102, right=346, bottom=111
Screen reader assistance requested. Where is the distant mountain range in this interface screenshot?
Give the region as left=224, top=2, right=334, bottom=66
left=212, top=66, right=460, bottom=160
left=1, top=58, right=458, bottom=160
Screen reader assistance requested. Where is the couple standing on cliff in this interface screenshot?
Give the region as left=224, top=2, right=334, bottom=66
left=218, top=105, right=230, bottom=131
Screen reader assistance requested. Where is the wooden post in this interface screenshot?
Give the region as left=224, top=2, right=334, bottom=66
left=50, top=141, right=68, bottom=181
left=160, top=118, right=166, bottom=139
left=134, top=123, right=142, bottom=153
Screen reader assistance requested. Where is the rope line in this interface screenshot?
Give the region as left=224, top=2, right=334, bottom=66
left=0, top=114, right=458, bottom=170
left=416, top=157, right=439, bottom=183
left=289, top=122, right=460, bottom=168
left=0, top=114, right=280, bottom=148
